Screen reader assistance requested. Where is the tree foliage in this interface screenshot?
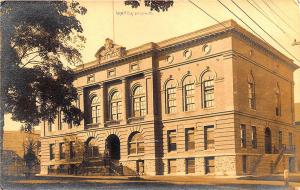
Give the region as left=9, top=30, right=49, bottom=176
left=0, top=1, right=86, bottom=130
left=23, top=137, right=40, bottom=171
left=124, top=0, right=174, bottom=12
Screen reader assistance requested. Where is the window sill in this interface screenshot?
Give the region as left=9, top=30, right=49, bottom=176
left=105, top=120, right=121, bottom=126
left=204, top=149, right=215, bottom=151
left=128, top=116, right=145, bottom=123
left=165, top=113, right=178, bottom=116
left=185, top=149, right=195, bottom=152
left=183, top=110, right=196, bottom=113
left=167, top=151, right=177, bottom=154
left=128, top=153, right=145, bottom=157
left=86, top=123, right=100, bottom=129
left=203, top=107, right=215, bottom=110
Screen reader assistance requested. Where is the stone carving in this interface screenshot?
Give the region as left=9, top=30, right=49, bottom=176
left=95, top=38, right=126, bottom=63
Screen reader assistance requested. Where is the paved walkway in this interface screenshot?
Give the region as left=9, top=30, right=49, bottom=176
left=2, top=174, right=300, bottom=190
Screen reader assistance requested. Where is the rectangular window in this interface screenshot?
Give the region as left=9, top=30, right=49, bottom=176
left=275, top=107, right=280, bottom=116
left=289, top=132, right=293, bottom=146
left=204, top=126, right=215, bottom=150
left=130, top=63, right=139, bottom=71
left=70, top=141, right=75, bottom=159
left=203, top=79, right=214, bottom=108
left=186, top=128, right=195, bottom=151
left=186, top=158, right=195, bottom=174
left=242, top=155, right=247, bottom=175
left=49, top=144, right=55, bottom=160
left=107, top=69, right=116, bottom=78
left=168, top=159, right=177, bottom=174
left=111, top=102, right=122, bottom=120
left=168, top=130, right=177, bottom=152
left=167, top=87, right=176, bottom=113
left=240, top=124, right=246, bottom=148
left=248, top=82, right=256, bottom=109
left=278, top=131, right=283, bottom=149
left=92, top=105, right=101, bottom=124
left=48, top=122, right=52, bottom=132
left=185, top=84, right=195, bottom=111
left=205, top=157, right=215, bottom=174
left=87, top=74, right=95, bottom=83
left=251, top=126, right=257, bottom=149
left=59, top=143, right=66, bottom=160
left=140, top=97, right=146, bottom=116
left=129, top=142, right=137, bottom=155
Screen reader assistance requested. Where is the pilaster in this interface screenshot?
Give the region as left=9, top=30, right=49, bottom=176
left=145, top=72, right=155, bottom=119
left=121, top=78, right=128, bottom=124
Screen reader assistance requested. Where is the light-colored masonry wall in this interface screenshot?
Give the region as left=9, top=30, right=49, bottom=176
left=40, top=20, right=297, bottom=176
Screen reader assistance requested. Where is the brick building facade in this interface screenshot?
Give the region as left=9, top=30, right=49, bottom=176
left=40, top=20, right=298, bottom=176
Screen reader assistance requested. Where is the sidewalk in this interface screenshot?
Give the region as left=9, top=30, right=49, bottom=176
left=28, top=173, right=300, bottom=187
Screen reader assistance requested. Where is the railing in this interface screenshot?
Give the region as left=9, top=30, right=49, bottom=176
left=250, top=154, right=264, bottom=174
left=109, top=160, right=124, bottom=176
left=273, top=144, right=295, bottom=154
left=127, top=116, right=145, bottom=123
left=284, top=145, right=296, bottom=154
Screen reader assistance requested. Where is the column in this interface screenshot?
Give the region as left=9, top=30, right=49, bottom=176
left=121, top=78, right=128, bottom=124
left=177, top=84, right=183, bottom=113
left=145, top=72, right=154, bottom=119
left=99, top=82, right=106, bottom=126
left=77, top=88, right=84, bottom=128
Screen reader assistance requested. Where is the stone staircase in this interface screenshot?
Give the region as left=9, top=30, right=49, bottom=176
left=250, top=154, right=286, bottom=176
left=75, top=159, right=124, bottom=176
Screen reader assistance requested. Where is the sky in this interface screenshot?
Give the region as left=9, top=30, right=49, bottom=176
left=4, top=0, right=300, bottom=131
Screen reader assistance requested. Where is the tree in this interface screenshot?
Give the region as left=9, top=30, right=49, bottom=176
left=23, top=136, right=40, bottom=177
left=124, top=0, right=174, bottom=12
left=0, top=1, right=86, bottom=179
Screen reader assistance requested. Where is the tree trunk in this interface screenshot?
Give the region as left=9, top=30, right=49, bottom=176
left=0, top=20, right=4, bottom=181
left=0, top=109, right=3, bottom=180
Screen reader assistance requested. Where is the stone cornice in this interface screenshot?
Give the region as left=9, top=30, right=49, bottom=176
left=75, top=48, right=156, bottom=76
left=230, top=29, right=298, bottom=70
left=74, top=20, right=298, bottom=77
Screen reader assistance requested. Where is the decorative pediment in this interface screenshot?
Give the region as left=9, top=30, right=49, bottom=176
left=95, top=38, right=126, bottom=63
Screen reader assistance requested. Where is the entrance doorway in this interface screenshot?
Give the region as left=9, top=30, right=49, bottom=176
left=265, top=127, right=272, bottom=154
left=105, top=134, right=120, bottom=160
left=136, top=160, right=144, bottom=175
left=289, top=157, right=295, bottom=172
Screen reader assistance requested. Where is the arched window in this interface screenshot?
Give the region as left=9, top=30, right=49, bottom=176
left=90, top=95, right=100, bottom=124
left=110, top=91, right=122, bottom=120
left=132, top=86, right=146, bottom=117
left=86, top=138, right=99, bottom=159
left=183, top=76, right=195, bottom=111
left=128, top=132, right=144, bottom=155
left=166, top=80, right=177, bottom=113
left=275, top=83, right=281, bottom=116
left=248, top=73, right=256, bottom=109
left=202, top=71, right=215, bottom=108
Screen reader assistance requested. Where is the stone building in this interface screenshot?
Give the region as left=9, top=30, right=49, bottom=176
left=40, top=20, right=298, bottom=176
left=295, top=103, right=300, bottom=171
